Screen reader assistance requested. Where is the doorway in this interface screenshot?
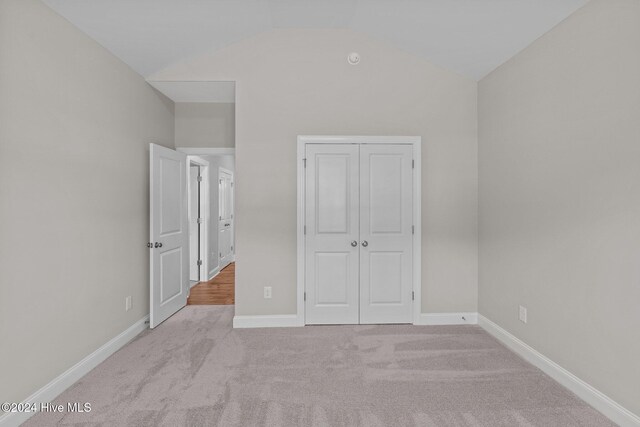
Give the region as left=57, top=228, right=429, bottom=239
left=148, top=80, right=237, bottom=327
left=187, top=162, right=236, bottom=305
left=297, top=136, right=422, bottom=325
left=182, top=151, right=235, bottom=307
left=150, top=146, right=237, bottom=326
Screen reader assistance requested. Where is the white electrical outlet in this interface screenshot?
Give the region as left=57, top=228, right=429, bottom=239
left=519, top=305, right=527, bottom=323
left=125, top=296, right=132, bottom=312
left=264, top=286, right=272, bottom=299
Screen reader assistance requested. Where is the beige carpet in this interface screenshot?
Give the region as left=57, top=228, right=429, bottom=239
left=25, top=306, right=614, bottom=426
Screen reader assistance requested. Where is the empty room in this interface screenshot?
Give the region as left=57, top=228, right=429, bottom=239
left=0, top=0, right=639, bottom=426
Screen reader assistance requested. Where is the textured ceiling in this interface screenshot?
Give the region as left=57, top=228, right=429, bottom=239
left=42, top=0, right=589, bottom=80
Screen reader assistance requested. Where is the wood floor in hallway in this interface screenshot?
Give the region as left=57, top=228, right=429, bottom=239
left=187, top=262, right=234, bottom=305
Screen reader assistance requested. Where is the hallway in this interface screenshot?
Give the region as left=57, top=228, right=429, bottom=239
left=187, top=263, right=235, bottom=305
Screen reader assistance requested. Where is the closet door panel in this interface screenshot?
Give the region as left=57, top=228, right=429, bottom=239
left=359, top=144, right=413, bottom=324
left=305, top=144, right=360, bottom=324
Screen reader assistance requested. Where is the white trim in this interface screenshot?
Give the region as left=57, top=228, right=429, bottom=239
left=208, top=265, right=221, bottom=281
left=297, top=135, right=422, bottom=326
left=177, top=147, right=235, bottom=155
left=415, top=312, right=478, bottom=325
left=0, top=316, right=149, bottom=427
left=411, top=140, right=422, bottom=325
left=233, top=315, right=303, bottom=329
left=296, top=140, right=306, bottom=324
left=298, top=135, right=421, bottom=144
left=478, top=315, right=640, bottom=427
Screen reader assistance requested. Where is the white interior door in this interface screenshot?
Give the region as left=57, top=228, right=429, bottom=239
left=218, top=168, right=234, bottom=269
left=150, top=144, right=189, bottom=328
left=305, top=144, right=360, bottom=324
left=359, top=144, right=413, bottom=324
left=188, top=165, right=200, bottom=282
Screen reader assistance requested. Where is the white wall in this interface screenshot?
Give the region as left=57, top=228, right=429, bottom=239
left=0, top=0, right=174, bottom=405
left=479, top=0, right=640, bottom=417
left=175, top=102, right=235, bottom=148
left=151, top=29, right=478, bottom=317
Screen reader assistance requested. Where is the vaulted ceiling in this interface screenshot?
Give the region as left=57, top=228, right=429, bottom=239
left=42, top=0, right=589, bottom=80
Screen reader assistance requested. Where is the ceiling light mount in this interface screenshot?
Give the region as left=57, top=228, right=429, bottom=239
left=347, top=52, right=360, bottom=65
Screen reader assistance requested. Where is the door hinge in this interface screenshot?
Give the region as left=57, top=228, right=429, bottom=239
left=197, top=175, right=203, bottom=182
left=412, top=225, right=415, bottom=235
left=197, top=218, right=204, bottom=224
left=412, top=159, right=415, bottom=169
left=231, top=182, right=234, bottom=187
left=219, top=252, right=222, bottom=258
left=412, top=291, right=415, bottom=301
left=197, top=260, right=203, bottom=266
left=304, top=225, right=306, bottom=235
left=303, top=158, right=307, bottom=168
left=231, top=246, right=234, bottom=251
left=304, top=291, right=306, bottom=301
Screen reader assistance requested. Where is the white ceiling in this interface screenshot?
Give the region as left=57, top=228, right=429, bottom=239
left=43, top=0, right=589, bottom=81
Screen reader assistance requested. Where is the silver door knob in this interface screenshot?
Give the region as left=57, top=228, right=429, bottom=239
left=351, top=241, right=358, bottom=247
left=361, top=241, right=368, bottom=247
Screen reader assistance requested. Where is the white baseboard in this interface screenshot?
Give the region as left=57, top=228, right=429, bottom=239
left=233, top=312, right=478, bottom=328
left=207, top=266, right=220, bottom=281
left=415, top=312, right=478, bottom=325
left=233, top=314, right=303, bottom=328
left=478, top=315, right=640, bottom=427
left=0, top=316, right=149, bottom=427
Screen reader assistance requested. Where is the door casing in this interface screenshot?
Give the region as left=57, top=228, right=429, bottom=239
left=297, top=136, right=422, bottom=325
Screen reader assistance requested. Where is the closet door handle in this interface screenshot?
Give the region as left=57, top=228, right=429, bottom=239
left=361, top=241, right=368, bottom=247
left=351, top=241, right=358, bottom=247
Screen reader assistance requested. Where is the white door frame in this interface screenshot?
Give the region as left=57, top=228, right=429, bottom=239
left=187, top=156, right=209, bottom=284
left=297, top=135, right=422, bottom=325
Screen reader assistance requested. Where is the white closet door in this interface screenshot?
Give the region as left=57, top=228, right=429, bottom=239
left=305, top=144, right=360, bottom=324
left=359, top=144, right=413, bottom=324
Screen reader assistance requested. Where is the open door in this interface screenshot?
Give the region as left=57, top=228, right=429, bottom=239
left=150, top=144, right=189, bottom=328
left=218, top=167, right=234, bottom=269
